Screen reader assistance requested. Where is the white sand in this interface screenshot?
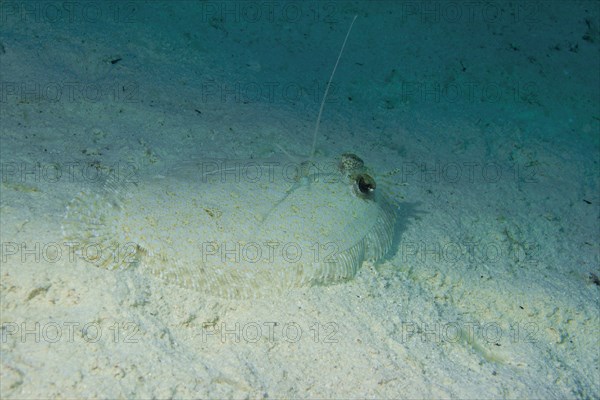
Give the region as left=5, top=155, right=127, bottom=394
left=1, top=1, right=598, bottom=398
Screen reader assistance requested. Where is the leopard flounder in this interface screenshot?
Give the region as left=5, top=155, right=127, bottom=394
left=62, top=155, right=396, bottom=298
left=62, top=16, right=398, bottom=298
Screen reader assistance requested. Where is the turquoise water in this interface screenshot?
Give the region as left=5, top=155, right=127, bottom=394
left=1, top=1, right=598, bottom=398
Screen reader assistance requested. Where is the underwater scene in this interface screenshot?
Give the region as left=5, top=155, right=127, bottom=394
left=1, top=1, right=599, bottom=398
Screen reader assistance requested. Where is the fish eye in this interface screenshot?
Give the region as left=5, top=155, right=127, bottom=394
left=339, top=153, right=365, bottom=174
left=353, top=173, right=376, bottom=199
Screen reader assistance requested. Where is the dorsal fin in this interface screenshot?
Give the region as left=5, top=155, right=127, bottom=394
left=309, top=15, right=358, bottom=161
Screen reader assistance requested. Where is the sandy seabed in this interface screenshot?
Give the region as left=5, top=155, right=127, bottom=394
left=1, top=1, right=599, bottom=398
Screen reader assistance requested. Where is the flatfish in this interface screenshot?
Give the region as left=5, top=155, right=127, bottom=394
left=62, top=154, right=396, bottom=298
left=62, top=16, right=398, bottom=298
